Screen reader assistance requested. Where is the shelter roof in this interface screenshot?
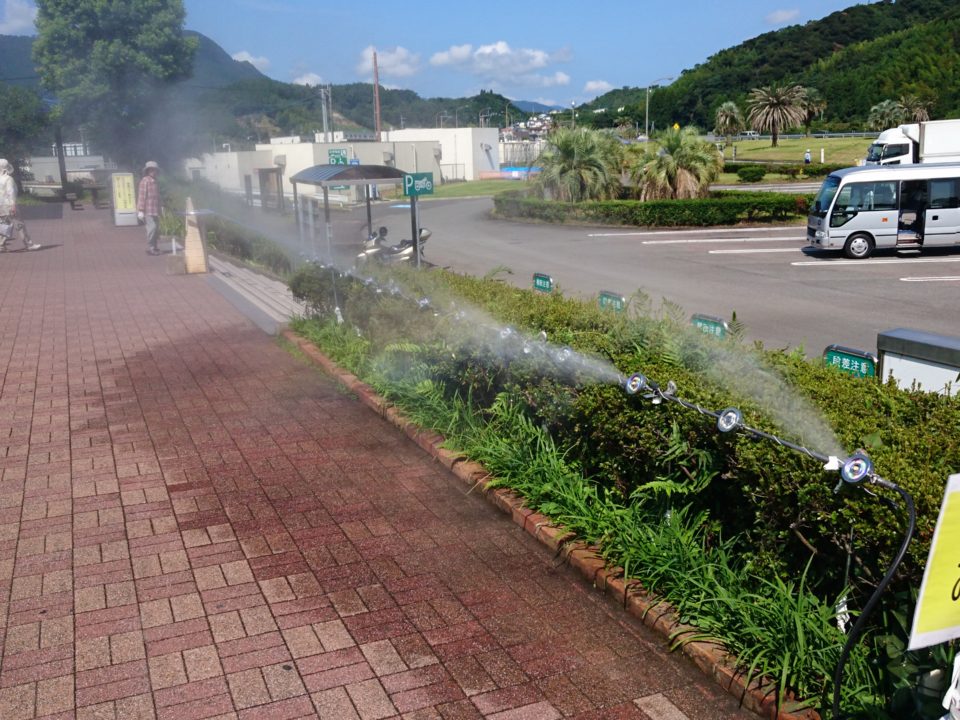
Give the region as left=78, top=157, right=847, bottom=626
left=289, top=164, right=406, bottom=187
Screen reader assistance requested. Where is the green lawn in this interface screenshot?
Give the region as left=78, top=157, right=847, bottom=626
left=720, top=135, right=873, bottom=167
left=429, top=178, right=529, bottom=198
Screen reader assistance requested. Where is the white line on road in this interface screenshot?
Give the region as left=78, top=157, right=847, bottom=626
left=709, top=248, right=803, bottom=254
left=900, top=276, right=960, bottom=282
left=587, top=227, right=800, bottom=237
left=793, top=257, right=960, bottom=267
left=643, top=236, right=801, bottom=245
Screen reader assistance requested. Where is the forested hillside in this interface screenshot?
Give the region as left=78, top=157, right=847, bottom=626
left=587, top=0, right=960, bottom=130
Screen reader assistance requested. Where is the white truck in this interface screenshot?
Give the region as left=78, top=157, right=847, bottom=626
left=865, top=118, right=960, bottom=165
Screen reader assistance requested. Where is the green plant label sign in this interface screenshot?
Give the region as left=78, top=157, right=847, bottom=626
left=598, top=291, right=625, bottom=312
left=823, top=345, right=876, bottom=378
left=328, top=148, right=348, bottom=165
left=533, top=273, right=553, bottom=293
left=403, top=172, right=434, bottom=196
left=691, top=314, right=729, bottom=338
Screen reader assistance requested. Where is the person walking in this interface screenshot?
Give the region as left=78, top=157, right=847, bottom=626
left=137, top=160, right=162, bottom=255
left=0, top=158, right=41, bottom=252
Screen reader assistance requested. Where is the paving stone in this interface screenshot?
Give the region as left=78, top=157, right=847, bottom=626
left=0, top=212, right=758, bottom=720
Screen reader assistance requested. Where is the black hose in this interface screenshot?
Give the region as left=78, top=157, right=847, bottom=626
left=830, top=479, right=915, bottom=719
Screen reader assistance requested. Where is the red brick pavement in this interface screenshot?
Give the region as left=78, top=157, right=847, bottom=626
left=0, top=208, right=757, bottom=718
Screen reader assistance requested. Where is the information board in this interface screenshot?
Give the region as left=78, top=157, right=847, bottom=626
left=111, top=173, right=138, bottom=227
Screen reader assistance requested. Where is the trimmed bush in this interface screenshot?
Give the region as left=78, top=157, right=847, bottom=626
left=494, top=189, right=811, bottom=226
left=737, top=165, right=767, bottom=183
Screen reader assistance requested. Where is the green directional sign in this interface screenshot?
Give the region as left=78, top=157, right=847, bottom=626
left=691, top=313, right=729, bottom=339
left=533, top=273, right=553, bottom=293
left=824, top=345, right=877, bottom=378
left=403, top=172, right=434, bottom=197
left=328, top=148, right=348, bottom=165
left=598, top=291, right=626, bottom=313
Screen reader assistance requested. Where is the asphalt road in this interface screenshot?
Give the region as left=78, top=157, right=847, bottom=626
left=362, top=196, right=960, bottom=357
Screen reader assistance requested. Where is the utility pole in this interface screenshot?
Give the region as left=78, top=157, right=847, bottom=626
left=373, top=50, right=382, bottom=141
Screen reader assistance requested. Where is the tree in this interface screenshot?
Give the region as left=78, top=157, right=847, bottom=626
left=868, top=99, right=906, bottom=130
left=533, top=127, right=623, bottom=202
left=714, top=101, right=743, bottom=145
left=897, top=94, right=933, bottom=122
left=746, top=84, right=806, bottom=147
left=629, top=126, right=723, bottom=201
left=0, top=84, right=50, bottom=169
left=799, top=87, right=827, bottom=136
left=33, top=0, right=197, bottom=169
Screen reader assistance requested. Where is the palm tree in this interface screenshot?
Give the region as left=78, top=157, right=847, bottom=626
left=533, top=127, right=623, bottom=202
left=714, top=101, right=743, bottom=145
left=745, top=84, right=806, bottom=147
left=630, top=126, right=723, bottom=200
left=799, top=87, right=827, bottom=137
left=868, top=100, right=906, bottom=131
left=897, top=94, right=932, bottom=123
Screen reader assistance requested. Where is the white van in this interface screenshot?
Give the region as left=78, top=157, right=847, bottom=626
left=807, top=164, right=960, bottom=258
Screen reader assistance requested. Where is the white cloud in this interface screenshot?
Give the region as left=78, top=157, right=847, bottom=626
left=584, top=80, right=613, bottom=95
left=232, top=50, right=271, bottom=72
left=0, top=0, right=36, bottom=34
left=430, top=40, right=570, bottom=89
left=293, top=72, right=323, bottom=86
left=356, top=45, right=420, bottom=78
left=430, top=44, right=473, bottom=66
left=765, top=8, right=800, bottom=25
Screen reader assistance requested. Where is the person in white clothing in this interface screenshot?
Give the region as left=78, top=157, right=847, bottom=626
left=0, top=159, right=40, bottom=251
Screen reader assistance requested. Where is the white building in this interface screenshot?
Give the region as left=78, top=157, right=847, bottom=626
left=189, top=138, right=441, bottom=207
left=381, top=127, right=499, bottom=182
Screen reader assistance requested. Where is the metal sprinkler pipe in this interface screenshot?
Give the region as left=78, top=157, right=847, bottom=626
left=622, top=370, right=915, bottom=719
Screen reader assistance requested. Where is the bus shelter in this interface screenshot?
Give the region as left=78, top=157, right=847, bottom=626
left=289, top=164, right=407, bottom=261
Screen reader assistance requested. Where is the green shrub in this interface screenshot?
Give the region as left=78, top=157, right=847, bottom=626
left=286, top=266, right=960, bottom=716
left=494, top=189, right=811, bottom=226
left=737, top=165, right=767, bottom=183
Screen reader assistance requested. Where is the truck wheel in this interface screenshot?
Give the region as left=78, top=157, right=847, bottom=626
left=843, top=234, right=874, bottom=259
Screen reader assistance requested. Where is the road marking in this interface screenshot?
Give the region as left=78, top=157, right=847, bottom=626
left=634, top=693, right=689, bottom=719
left=793, top=257, right=960, bottom=267
left=901, top=276, right=960, bottom=282
left=709, top=248, right=804, bottom=254
left=587, top=227, right=800, bottom=238
left=643, top=236, right=801, bottom=245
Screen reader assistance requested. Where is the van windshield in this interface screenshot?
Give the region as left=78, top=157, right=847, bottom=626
left=812, top=175, right=841, bottom=217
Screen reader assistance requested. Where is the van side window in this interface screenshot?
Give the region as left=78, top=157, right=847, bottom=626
left=841, top=181, right=898, bottom=211
left=928, top=178, right=960, bottom=209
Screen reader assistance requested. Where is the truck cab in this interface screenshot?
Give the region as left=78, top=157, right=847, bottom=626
left=865, top=126, right=917, bottom=165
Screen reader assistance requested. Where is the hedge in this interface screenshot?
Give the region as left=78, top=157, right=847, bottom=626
left=494, top=189, right=812, bottom=226
left=723, top=161, right=849, bottom=178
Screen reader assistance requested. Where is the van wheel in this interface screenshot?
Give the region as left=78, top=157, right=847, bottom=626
left=843, top=234, right=874, bottom=259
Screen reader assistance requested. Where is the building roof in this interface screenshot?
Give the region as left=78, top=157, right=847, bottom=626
left=289, top=164, right=406, bottom=187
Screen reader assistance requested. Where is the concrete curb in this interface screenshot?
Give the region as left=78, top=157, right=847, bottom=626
left=282, top=328, right=822, bottom=720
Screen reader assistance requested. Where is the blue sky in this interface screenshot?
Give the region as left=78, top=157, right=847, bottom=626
left=3, top=0, right=860, bottom=104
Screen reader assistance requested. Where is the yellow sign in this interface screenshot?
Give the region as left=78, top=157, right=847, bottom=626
left=112, top=173, right=136, bottom=212
left=909, top=473, right=960, bottom=650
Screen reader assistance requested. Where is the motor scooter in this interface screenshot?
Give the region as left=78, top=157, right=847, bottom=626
left=356, top=226, right=431, bottom=265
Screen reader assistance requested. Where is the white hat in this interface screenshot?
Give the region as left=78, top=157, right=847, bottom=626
left=0, top=159, right=10, bottom=174
left=143, top=160, right=159, bottom=172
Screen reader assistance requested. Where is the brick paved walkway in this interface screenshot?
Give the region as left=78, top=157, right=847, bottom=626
left=0, top=207, right=755, bottom=719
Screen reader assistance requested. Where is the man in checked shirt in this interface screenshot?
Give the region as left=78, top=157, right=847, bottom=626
left=137, top=160, right=162, bottom=255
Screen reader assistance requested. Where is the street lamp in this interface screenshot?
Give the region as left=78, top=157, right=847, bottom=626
left=436, top=111, right=451, bottom=128
left=454, top=106, right=467, bottom=128
left=645, top=76, right=674, bottom=139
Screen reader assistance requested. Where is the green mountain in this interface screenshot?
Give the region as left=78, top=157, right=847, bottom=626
left=0, top=30, right=265, bottom=91
left=585, top=0, right=960, bottom=131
